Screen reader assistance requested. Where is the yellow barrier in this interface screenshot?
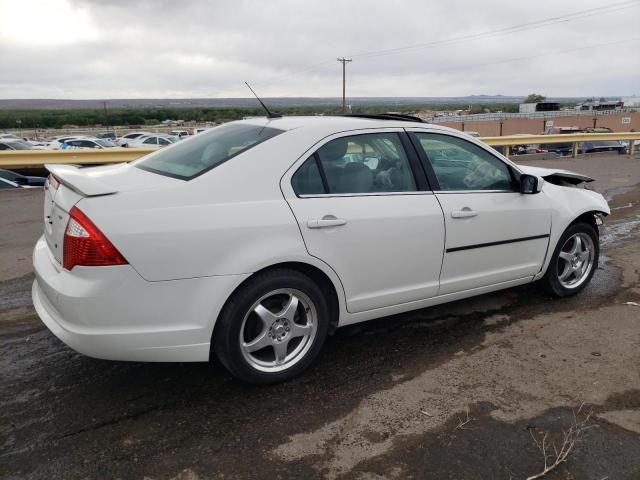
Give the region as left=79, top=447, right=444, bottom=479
left=481, top=132, right=640, bottom=158
left=0, top=148, right=155, bottom=169
left=0, top=133, right=639, bottom=168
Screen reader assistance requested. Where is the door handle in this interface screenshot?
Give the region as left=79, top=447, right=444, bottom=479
left=451, top=208, right=478, bottom=219
left=307, top=216, right=347, bottom=229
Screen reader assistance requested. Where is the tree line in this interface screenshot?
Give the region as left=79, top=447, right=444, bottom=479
left=0, top=103, right=525, bottom=129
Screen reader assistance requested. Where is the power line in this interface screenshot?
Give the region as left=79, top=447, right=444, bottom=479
left=252, top=1, right=638, bottom=87
left=395, top=37, right=640, bottom=77
left=348, top=1, right=640, bottom=59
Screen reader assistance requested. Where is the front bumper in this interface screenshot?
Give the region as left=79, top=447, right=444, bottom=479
left=32, top=236, right=249, bottom=362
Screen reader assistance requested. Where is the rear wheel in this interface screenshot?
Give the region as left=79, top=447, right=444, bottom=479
left=213, top=269, right=329, bottom=384
left=541, top=222, right=599, bottom=297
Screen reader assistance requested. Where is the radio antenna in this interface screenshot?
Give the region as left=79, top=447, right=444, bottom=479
left=244, top=82, right=282, bottom=119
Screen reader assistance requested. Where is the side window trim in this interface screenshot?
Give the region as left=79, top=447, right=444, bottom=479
left=408, top=131, right=518, bottom=193
left=313, top=152, right=330, bottom=194
left=406, top=132, right=441, bottom=191
left=399, top=131, right=431, bottom=191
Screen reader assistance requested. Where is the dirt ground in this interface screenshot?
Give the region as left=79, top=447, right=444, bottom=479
left=1, top=153, right=639, bottom=480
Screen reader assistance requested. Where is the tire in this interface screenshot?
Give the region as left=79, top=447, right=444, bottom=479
left=540, top=222, right=599, bottom=297
left=213, top=268, right=330, bottom=384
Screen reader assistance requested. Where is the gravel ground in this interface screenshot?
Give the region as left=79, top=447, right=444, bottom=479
left=1, top=153, right=639, bottom=480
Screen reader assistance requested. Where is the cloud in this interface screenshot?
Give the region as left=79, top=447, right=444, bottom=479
left=0, top=0, right=638, bottom=99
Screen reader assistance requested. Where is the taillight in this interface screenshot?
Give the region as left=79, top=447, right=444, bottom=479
left=63, top=207, right=128, bottom=270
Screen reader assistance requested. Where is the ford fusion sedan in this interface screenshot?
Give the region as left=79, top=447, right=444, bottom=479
left=32, top=116, right=609, bottom=384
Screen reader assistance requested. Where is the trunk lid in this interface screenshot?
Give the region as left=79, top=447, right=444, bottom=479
left=43, top=162, right=181, bottom=265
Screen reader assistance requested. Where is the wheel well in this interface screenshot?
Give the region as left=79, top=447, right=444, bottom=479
left=215, top=262, right=341, bottom=338
left=569, top=211, right=606, bottom=233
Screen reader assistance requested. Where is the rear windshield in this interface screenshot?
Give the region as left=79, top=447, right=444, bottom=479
left=134, top=123, right=284, bottom=180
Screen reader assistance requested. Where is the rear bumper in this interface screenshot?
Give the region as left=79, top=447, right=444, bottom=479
left=32, top=236, right=249, bottom=362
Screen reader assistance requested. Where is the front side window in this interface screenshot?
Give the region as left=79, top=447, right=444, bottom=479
left=143, top=137, right=157, bottom=145
left=292, top=132, right=416, bottom=195
left=414, top=133, right=513, bottom=191
left=135, top=123, right=284, bottom=180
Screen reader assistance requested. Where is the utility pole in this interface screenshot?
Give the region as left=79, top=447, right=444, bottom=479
left=337, top=57, right=352, bottom=113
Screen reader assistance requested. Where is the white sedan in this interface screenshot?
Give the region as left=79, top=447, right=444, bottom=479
left=126, top=134, right=176, bottom=149
left=33, top=116, right=609, bottom=383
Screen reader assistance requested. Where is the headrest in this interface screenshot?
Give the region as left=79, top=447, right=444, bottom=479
left=319, top=138, right=349, bottom=162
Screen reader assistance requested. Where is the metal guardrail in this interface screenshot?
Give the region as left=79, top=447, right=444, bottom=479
left=481, top=132, right=640, bottom=158
left=429, top=108, right=638, bottom=123
left=0, top=148, right=155, bottom=168
left=0, top=133, right=638, bottom=169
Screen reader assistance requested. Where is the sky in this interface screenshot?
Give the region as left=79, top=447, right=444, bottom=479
left=0, top=0, right=639, bottom=99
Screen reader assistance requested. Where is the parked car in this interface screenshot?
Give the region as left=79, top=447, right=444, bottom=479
left=509, top=134, right=547, bottom=155
left=580, top=140, right=627, bottom=155
left=61, top=138, right=116, bottom=149
left=46, top=136, right=83, bottom=150
left=0, top=139, right=35, bottom=150
left=0, top=177, right=21, bottom=189
left=96, top=132, right=117, bottom=140
left=0, top=133, right=21, bottom=140
left=33, top=116, right=609, bottom=384
left=169, top=130, right=190, bottom=139
left=540, top=126, right=582, bottom=155
left=126, top=134, right=175, bottom=148
left=0, top=168, right=46, bottom=186
left=116, top=132, right=153, bottom=147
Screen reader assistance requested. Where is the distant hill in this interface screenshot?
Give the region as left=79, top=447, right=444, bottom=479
left=0, top=96, right=595, bottom=110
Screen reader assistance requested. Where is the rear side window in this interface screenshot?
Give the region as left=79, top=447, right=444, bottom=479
left=292, top=132, right=417, bottom=195
left=134, top=123, right=284, bottom=180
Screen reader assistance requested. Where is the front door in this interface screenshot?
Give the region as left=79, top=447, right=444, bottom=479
left=409, top=130, right=551, bottom=295
left=282, top=130, right=445, bottom=313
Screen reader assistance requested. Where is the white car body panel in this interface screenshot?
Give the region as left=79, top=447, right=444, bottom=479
left=32, top=116, right=610, bottom=362
left=285, top=192, right=445, bottom=313
left=435, top=191, right=551, bottom=295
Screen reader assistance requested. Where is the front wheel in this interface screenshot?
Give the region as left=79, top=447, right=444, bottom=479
left=213, top=269, right=329, bottom=384
left=540, top=222, right=599, bottom=297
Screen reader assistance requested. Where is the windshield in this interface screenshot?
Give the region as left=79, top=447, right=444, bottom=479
left=134, top=123, right=284, bottom=179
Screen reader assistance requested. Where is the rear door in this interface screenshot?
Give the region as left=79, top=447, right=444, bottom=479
left=408, top=130, right=551, bottom=295
left=282, top=129, right=445, bottom=313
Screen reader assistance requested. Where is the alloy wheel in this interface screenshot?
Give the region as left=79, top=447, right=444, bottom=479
left=239, top=288, right=317, bottom=372
left=556, top=232, right=595, bottom=289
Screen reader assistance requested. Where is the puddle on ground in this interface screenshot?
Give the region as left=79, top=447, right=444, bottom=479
left=601, top=215, right=640, bottom=248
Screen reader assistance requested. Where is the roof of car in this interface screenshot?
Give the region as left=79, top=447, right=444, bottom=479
left=237, top=115, right=457, bottom=134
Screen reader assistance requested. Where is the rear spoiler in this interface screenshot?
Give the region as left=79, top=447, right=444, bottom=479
left=45, top=164, right=118, bottom=197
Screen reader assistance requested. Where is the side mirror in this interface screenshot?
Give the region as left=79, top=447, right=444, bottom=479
left=519, top=174, right=540, bottom=194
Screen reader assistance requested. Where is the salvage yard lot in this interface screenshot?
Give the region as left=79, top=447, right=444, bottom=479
left=1, top=152, right=640, bottom=479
